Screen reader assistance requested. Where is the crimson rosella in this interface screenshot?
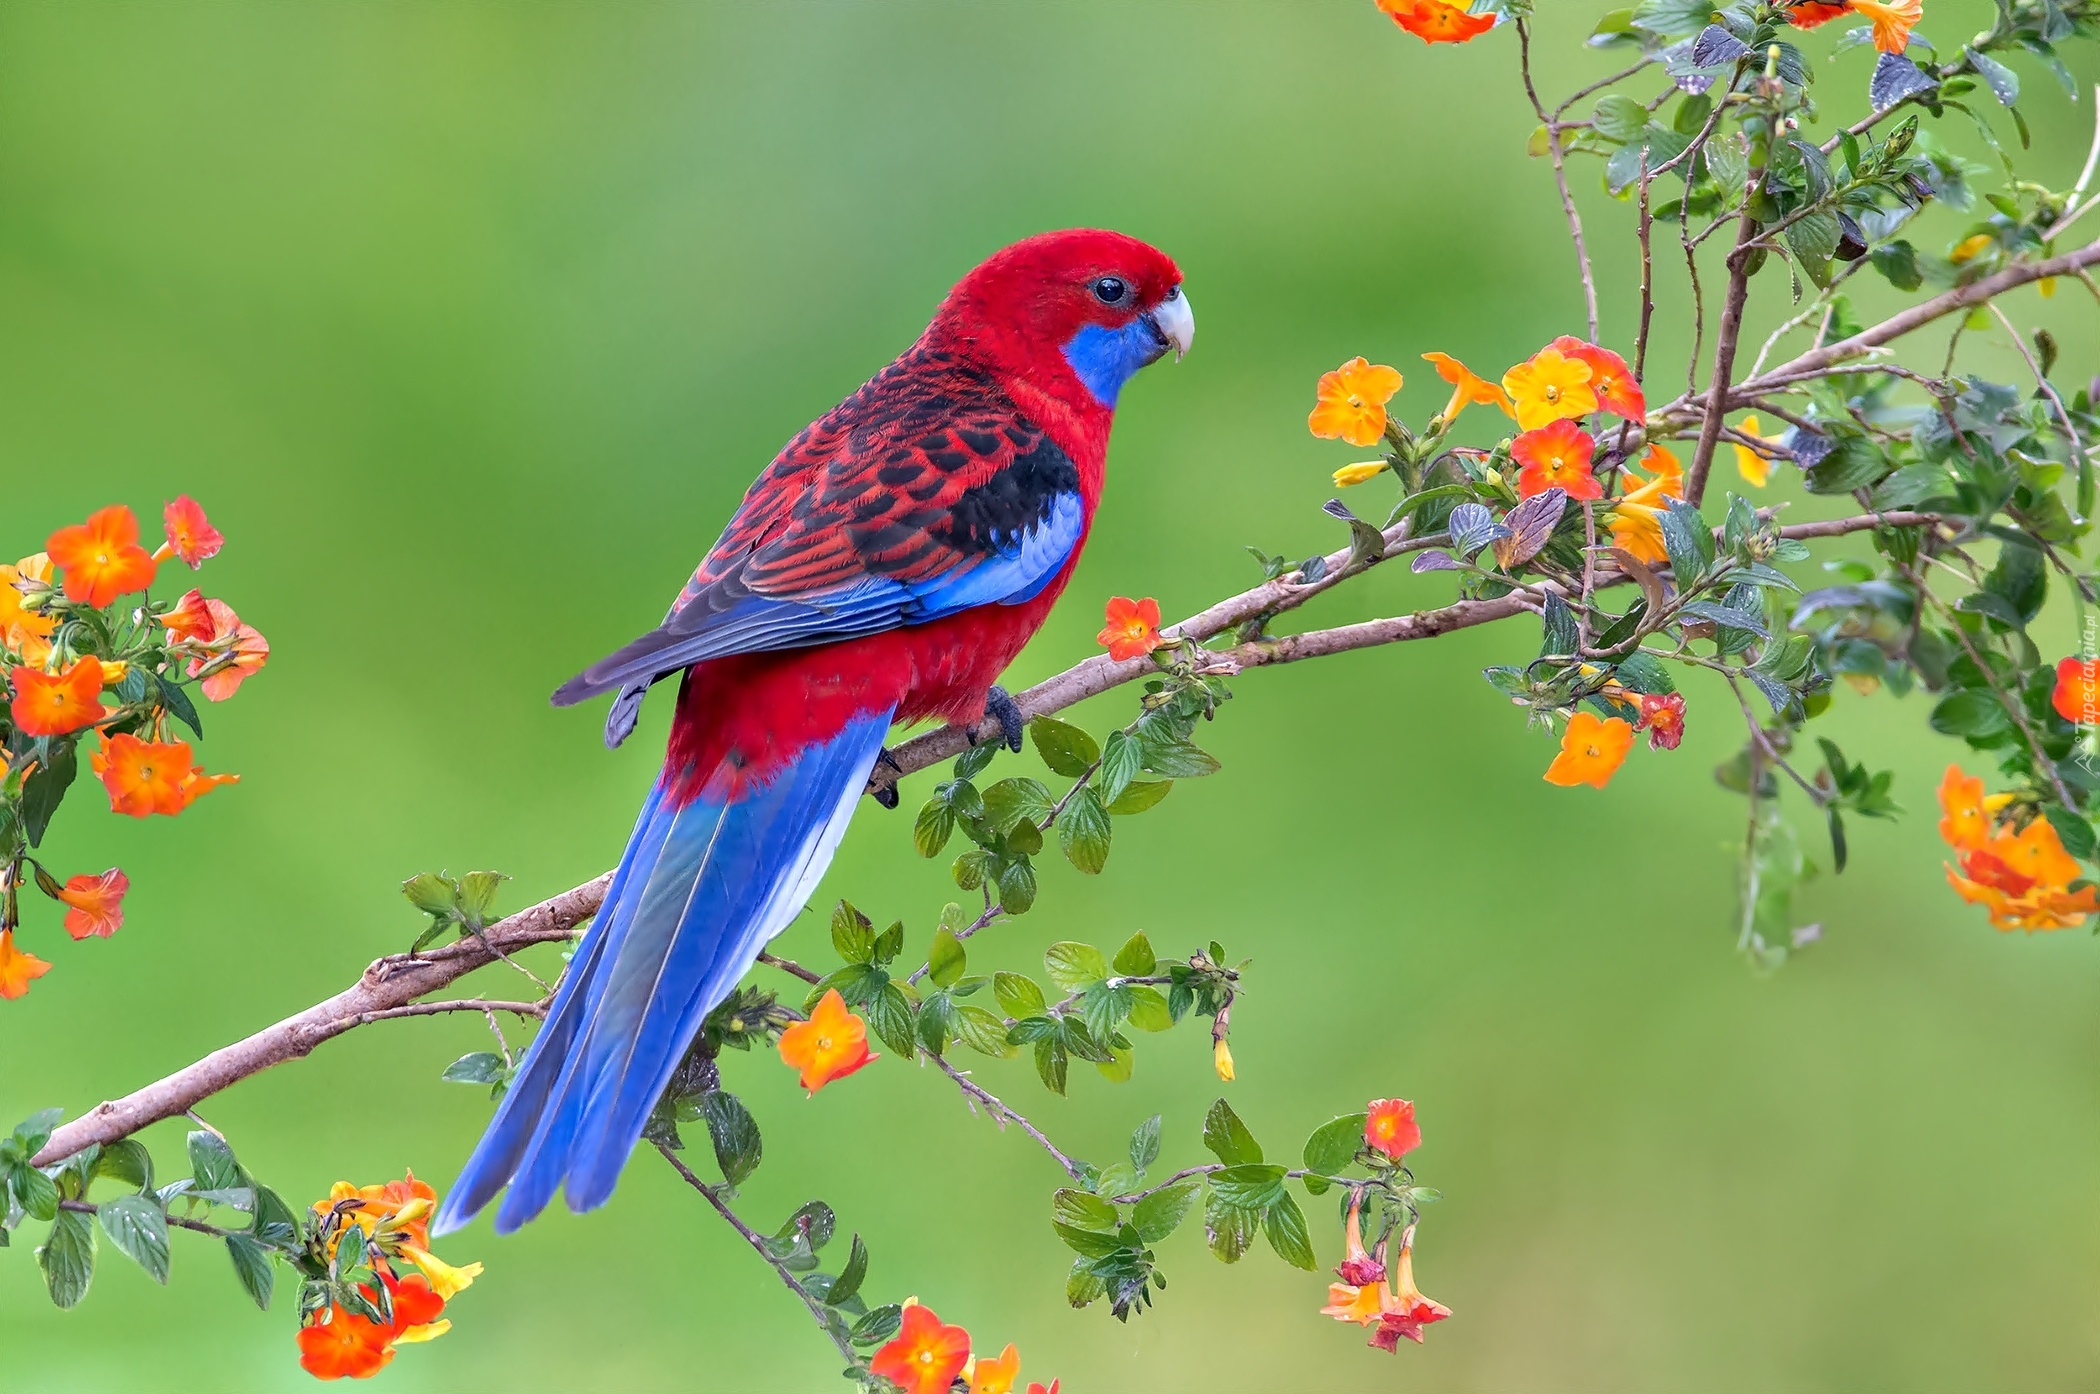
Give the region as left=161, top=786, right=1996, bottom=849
left=437, top=229, right=1192, bottom=1233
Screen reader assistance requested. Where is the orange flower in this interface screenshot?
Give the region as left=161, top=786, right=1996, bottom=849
left=159, top=588, right=217, bottom=644
left=46, top=505, right=157, bottom=607
left=1636, top=692, right=1685, bottom=751
left=187, top=597, right=270, bottom=701
left=1850, top=0, right=1919, bottom=53
left=778, top=988, right=876, bottom=1093
left=1309, top=357, right=1404, bottom=448
left=1937, top=766, right=1992, bottom=851
left=379, top=1268, right=450, bottom=1343
left=0, top=556, right=55, bottom=650
left=869, top=1302, right=973, bottom=1394
left=1096, top=596, right=1166, bottom=662
left=57, top=868, right=129, bottom=940
left=2052, top=657, right=2099, bottom=725
left=1544, top=712, right=1635, bottom=788
left=0, top=930, right=53, bottom=1000
left=1733, top=415, right=1776, bottom=487
left=92, top=733, right=239, bottom=817
left=1322, top=1276, right=1388, bottom=1326
left=1550, top=337, right=1645, bottom=421
left=1364, top=1098, right=1421, bottom=1160
left=969, top=1343, right=1022, bottom=1394
left=1987, top=816, right=2081, bottom=891
left=1788, top=1, right=1852, bottom=25
left=1368, top=1243, right=1453, bottom=1350
left=296, top=1304, right=396, bottom=1381
left=1376, top=0, right=1496, bottom=43
left=1510, top=419, right=1601, bottom=501
left=316, top=1172, right=440, bottom=1252
left=1502, top=346, right=1597, bottom=431
left=159, top=496, right=224, bottom=569
left=10, top=657, right=109, bottom=737
left=1421, top=351, right=1513, bottom=424
left=1607, top=445, right=1684, bottom=566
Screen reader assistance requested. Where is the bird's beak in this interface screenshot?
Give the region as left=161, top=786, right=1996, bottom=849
left=1149, top=287, right=1194, bottom=361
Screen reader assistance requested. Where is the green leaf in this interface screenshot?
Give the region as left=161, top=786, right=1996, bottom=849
left=1106, top=780, right=1172, bottom=816
left=1965, top=46, right=2019, bottom=105
left=156, top=676, right=204, bottom=738
left=1201, top=1097, right=1262, bottom=1165
left=981, top=777, right=1055, bottom=832
left=1095, top=1044, right=1135, bottom=1084
left=871, top=921, right=904, bottom=965
left=1029, top=717, right=1099, bottom=777
left=1929, top=689, right=2012, bottom=738
left=1132, top=1183, right=1198, bottom=1242
left=1126, top=985, right=1173, bottom=1032
left=994, top=856, right=1037, bottom=915
left=992, top=971, right=1046, bottom=1018
left=913, top=799, right=956, bottom=859
left=455, top=870, right=507, bottom=927
left=99, top=1194, right=170, bottom=1285
left=952, top=1005, right=1016, bottom=1058
left=702, top=1092, right=762, bottom=1187
left=1129, top=1115, right=1162, bottom=1177
left=1592, top=92, right=1649, bottom=141
left=401, top=872, right=457, bottom=918
left=865, top=984, right=918, bottom=1061
left=927, top=926, right=966, bottom=988
left=12, top=1107, right=64, bottom=1156
left=1203, top=1192, right=1260, bottom=1264
left=1096, top=730, right=1142, bottom=807
left=38, top=1208, right=95, bottom=1308
left=1262, top=1191, right=1318, bottom=1271
left=1302, top=1113, right=1369, bottom=1175
left=1054, top=1221, right=1125, bottom=1258
left=1136, top=735, right=1220, bottom=779
left=226, top=1233, right=274, bottom=1310
left=1053, top=1187, right=1120, bottom=1232
left=92, top=1140, right=153, bottom=1192
left=826, top=1234, right=869, bottom=1307
left=916, top=991, right=957, bottom=1056
left=830, top=901, right=875, bottom=964
left=21, top=740, right=78, bottom=847
left=440, top=1052, right=508, bottom=1086
left=1058, top=788, right=1113, bottom=874
left=1208, top=1163, right=1287, bottom=1210
left=1045, top=941, right=1110, bottom=992
left=1112, top=931, right=1156, bottom=977
left=13, top=1164, right=60, bottom=1221
left=851, top=1304, right=904, bottom=1346
left=1034, top=1037, right=1069, bottom=1095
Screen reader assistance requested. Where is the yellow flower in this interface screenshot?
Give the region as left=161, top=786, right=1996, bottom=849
left=390, top=1318, right=453, bottom=1345
left=1421, top=351, right=1513, bottom=424
left=1733, top=415, right=1775, bottom=488
left=1308, top=357, right=1405, bottom=448
left=399, top=1243, right=483, bottom=1301
left=1332, top=462, right=1387, bottom=488
left=1214, top=1037, right=1235, bottom=1082
left=1607, top=444, right=1685, bottom=565
left=1501, top=346, right=1598, bottom=430
left=1949, top=232, right=1993, bottom=264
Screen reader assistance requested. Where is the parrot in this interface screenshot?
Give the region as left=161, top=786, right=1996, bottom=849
left=435, top=229, right=1191, bottom=1235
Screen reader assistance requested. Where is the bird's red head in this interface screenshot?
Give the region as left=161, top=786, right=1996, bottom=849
left=928, top=229, right=1191, bottom=420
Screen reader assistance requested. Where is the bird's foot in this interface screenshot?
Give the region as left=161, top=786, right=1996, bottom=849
left=870, top=747, right=903, bottom=810
left=984, top=685, right=1026, bottom=754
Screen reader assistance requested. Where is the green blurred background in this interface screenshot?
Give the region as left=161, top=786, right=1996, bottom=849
left=3, top=3, right=2096, bottom=1389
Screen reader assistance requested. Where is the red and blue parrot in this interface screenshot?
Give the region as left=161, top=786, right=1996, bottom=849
left=436, top=229, right=1191, bottom=1234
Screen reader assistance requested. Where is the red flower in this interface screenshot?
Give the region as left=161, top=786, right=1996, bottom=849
left=10, top=656, right=109, bottom=737
left=159, top=496, right=224, bottom=569
left=2052, top=657, right=2098, bottom=725
left=186, top=597, right=270, bottom=701
left=160, top=588, right=217, bottom=644
left=1788, top=1, right=1851, bottom=25
left=1367, top=1243, right=1452, bottom=1350
left=1550, top=336, right=1645, bottom=422
left=1635, top=692, right=1686, bottom=751
left=1365, top=1098, right=1421, bottom=1160
left=778, top=988, right=876, bottom=1093
left=869, top=1303, right=972, bottom=1394
left=1510, top=418, right=1601, bottom=501
left=46, top=505, right=157, bottom=607
left=295, top=1305, right=395, bottom=1381
left=1096, top=596, right=1166, bottom=662
left=57, top=868, right=129, bottom=940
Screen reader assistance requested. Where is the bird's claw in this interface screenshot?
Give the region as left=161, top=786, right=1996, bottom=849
left=870, top=747, right=903, bottom=810
left=985, top=685, right=1025, bottom=754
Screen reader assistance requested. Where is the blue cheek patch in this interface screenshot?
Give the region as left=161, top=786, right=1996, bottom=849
left=1062, top=319, right=1166, bottom=408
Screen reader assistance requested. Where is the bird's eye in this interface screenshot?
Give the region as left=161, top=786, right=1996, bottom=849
left=1090, top=276, right=1129, bottom=306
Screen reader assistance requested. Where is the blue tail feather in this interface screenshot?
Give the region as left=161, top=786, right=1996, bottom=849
left=434, top=709, right=892, bottom=1236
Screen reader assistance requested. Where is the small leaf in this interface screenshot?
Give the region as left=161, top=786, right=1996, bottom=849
left=1029, top=717, right=1099, bottom=777
left=1262, top=1191, right=1318, bottom=1271
left=1871, top=51, right=1935, bottom=110
left=851, top=1304, right=904, bottom=1346
left=400, top=872, right=457, bottom=919
left=1136, top=736, right=1220, bottom=779
left=1493, top=487, right=1567, bottom=570
left=993, top=971, right=1046, bottom=1018
left=99, top=1195, right=170, bottom=1285
left=826, top=1234, right=869, bottom=1307
left=1203, top=1192, right=1260, bottom=1265
left=1096, top=730, right=1142, bottom=807
left=226, top=1233, right=274, bottom=1310
left=952, top=1004, right=1015, bottom=1057
left=1208, top=1163, right=1287, bottom=1210
left=1112, top=932, right=1156, bottom=977
left=927, top=926, right=966, bottom=989
left=38, top=1208, right=95, bottom=1308
left=1201, top=1098, right=1262, bottom=1166
left=912, top=800, right=956, bottom=859
left=1106, top=780, right=1172, bottom=816
left=1133, top=1182, right=1198, bottom=1242
left=701, top=1091, right=763, bottom=1187
left=1129, top=1115, right=1162, bottom=1177
left=455, top=870, right=507, bottom=928
left=187, top=1130, right=239, bottom=1194
left=440, top=1052, right=507, bottom=1086
left=1045, top=942, right=1110, bottom=992
left=1058, top=788, right=1112, bottom=875
left=1053, top=1188, right=1120, bottom=1232
left=1302, top=1113, right=1370, bottom=1175
left=1411, top=549, right=1462, bottom=573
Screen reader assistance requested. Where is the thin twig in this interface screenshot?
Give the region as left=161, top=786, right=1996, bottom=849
left=1518, top=19, right=1599, bottom=341
left=58, top=1197, right=244, bottom=1239
left=931, top=1055, right=1086, bottom=1182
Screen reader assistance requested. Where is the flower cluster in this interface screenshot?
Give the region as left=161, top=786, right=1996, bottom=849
left=1, top=498, right=262, bottom=998
left=1319, top=1098, right=1450, bottom=1351
left=296, top=1172, right=483, bottom=1380
left=1938, top=767, right=2098, bottom=932
left=869, top=1300, right=1056, bottom=1394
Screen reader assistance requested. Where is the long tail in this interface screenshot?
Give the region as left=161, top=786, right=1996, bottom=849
left=434, top=706, right=893, bottom=1236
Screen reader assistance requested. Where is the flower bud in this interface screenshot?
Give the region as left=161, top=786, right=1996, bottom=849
left=1213, top=1038, right=1235, bottom=1082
